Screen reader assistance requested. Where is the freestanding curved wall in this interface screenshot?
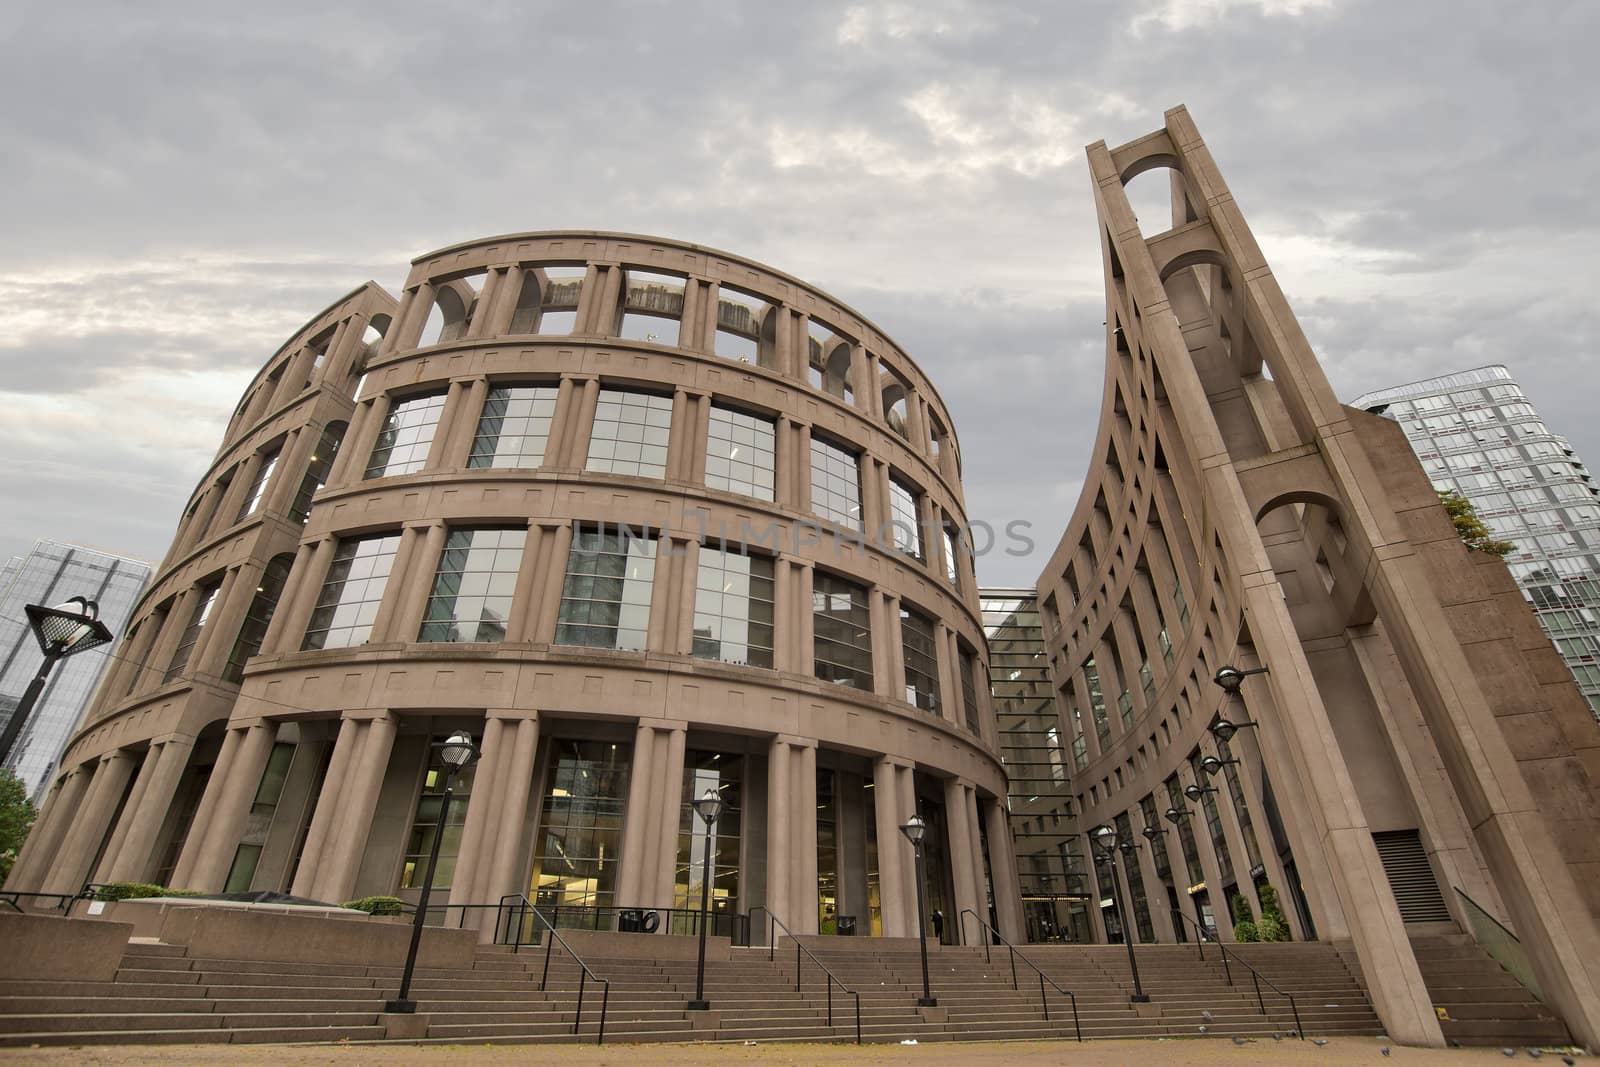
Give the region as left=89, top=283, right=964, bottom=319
left=11, top=233, right=1020, bottom=946
left=1026, top=107, right=1600, bottom=1047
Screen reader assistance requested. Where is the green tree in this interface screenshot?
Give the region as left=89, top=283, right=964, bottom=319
left=1438, top=489, right=1515, bottom=557
left=1230, top=892, right=1259, bottom=943
left=0, top=769, right=37, bottom=886
left=1256, top=883, right=1291, bottom=942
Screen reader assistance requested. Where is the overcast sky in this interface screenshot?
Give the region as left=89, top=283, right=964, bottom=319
left=1, top=0, right=1594, bottom=590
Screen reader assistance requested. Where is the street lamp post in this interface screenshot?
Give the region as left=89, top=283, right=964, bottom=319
left=0, top=598, right=114, bottom=766
left=386, top=731, right=479, bottom=1014
left=1090, top=824, right=1149, bottom=1003
left=687, top=788, right=723, bottom=1011
left=899, top=814, right=937, bottom=1007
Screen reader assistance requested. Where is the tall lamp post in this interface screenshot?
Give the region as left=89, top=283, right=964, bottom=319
left=0, top=598, right=113, bottom=766
left=899, top=814, right=937, bottom=1007
left=386, top=731, right=478, bottom=1014
left=1090, top=824, right=1149, bottom=1003
left=687, top=788, right=723, bottom=1011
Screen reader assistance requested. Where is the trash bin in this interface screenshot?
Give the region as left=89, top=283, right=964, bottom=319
left=619, top=909, right=642, bottom=933
left=836, top=915, right=858, bottom=936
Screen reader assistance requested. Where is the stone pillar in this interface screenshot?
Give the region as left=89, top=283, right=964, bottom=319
left=793, top=742, right=819, bottom=933
left=934, top=622, right=960, bottom=728
left=764, top=736, right=790, bottom=928
left=169, top=728, right=246, bottom=889
left=983, top=796, right=1025, bottom=943
left=104, top=736, right=196, bottom=885
left=618, top=720, right=688, bottom=913
left=261, top=538, right=334, bottom=657
left=562, top=378, right=601, bottom=469
left=872, top=756, right=912, bottom=937
left=437, top=378, right=489, bottom=468
left=944, top=778, right=980, bottom=945
left=44, top=751, right=136, bottom=896
left=187, top=722, right=282, bottom=891
left=532, top=523, right=575, bottom=642
left=312, top=714, right=398, bottom=904
left=448, top=715, right=507, bottom=931
left=291, top=716, right=362, bottom=899
left=9, top=766, right=92, bottom=892
left=94, top=745, right=162, bottom=883
left=794, top=422, right=812, bottom=514
left=479, top=714, right=541, bottom=935
left=1134, top=823, right=1177, bottom=943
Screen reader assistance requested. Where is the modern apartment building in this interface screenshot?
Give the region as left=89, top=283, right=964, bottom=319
left=1353, top=366, right=1600, bottom=720
left=0, top=540, right=150, bottom=797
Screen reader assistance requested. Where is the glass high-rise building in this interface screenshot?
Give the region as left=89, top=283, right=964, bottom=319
left=0, top=540, right=151, bottom=796
left=1353, top=366, right=1600, bottom=720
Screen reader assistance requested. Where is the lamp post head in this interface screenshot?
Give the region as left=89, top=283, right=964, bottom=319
left=439, top=731, right=478, bottom=771
left=1164, top=806, right=1189, bottom=825
left=1183, top=783, right=1213, bottom=803
left=1209, top=718, right=1255, bottom=744
left=1141, top=824, right=1162, bottom=841
left=899, top=814, right=927, bottom=846
left=1089, top=823, right=1118, bottom=853
left=1200, top=755, right=1226, bottom=778
left=693, top=788, right=724, bottom=826
left=1213, top=665, right=1247, bottom=693
left=25, top=597, right=113, bottom=659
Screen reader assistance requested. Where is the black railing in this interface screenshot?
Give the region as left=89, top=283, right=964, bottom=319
left=488, top=901, right=749, bottom=945
left=0, top=889, right=80, bottom=914
left=498, top=896, right=611, bottom=1045
left=1170, top=907, right=1303, bottom=1038
left=959, top=908, right=1081, bottom=1041
left=750, top=907, right=862, bottom=1044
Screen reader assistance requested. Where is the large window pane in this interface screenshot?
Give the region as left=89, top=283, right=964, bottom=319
left=692, top=546, right=775, bottom=668
left=418, top=528, right=527, bottom=643
left=706, top=406, right=775, bottom=501
left=1085, top=658, right=1111, bottom=750
left=224, top=554, right=294, bottom=683
left=302, top=534, right=403, bottom=650
left=468, top=385, right=558, bottom=469
left=234, top=448, right=280, bottom=523
left=400, top=736, right=480, bottom=889
left=365, top=392, right=447, bottom=478
left=900, top=605, right=940, bottom=713
left=889, top=475, right=923, bottom=558
left=529, top=739, right=631, bottom=916
left=163, top=580, right=221, bottom=682
left=586, top=389, right=672, bottom=478
left=959, top=646, right=981, bottom=733
left=555, top=527, right=657, bottom=650
left=288, top=421, right=347, bottom=524
left=674, top=751, right=743, bottom=935
left=813, top=572, right=873, bottom=690
left=810, top=436, right=862, bottom=530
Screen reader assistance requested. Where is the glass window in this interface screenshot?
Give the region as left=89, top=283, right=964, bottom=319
left=163, top=580, right=221, bottom=682
left=469, top=385, right=559, bottom=469
left=365, top=392, right=447, bottom=478
left=400, top=736, right=480, bottom=889
left=528, top=740, right=631, bottom=914
left=555, top=526, right=657, bottom=650
left=616, top=269, right=685, bottom=346
left=302, top=534, right=403, bottom=650
left=810, top=435, right=862, bottom=530
left=1084, top=658, right=1111, bottom=750
left=705, top=406, right=775, bottom=500
left=888, top=475, right=923, bottom=558
left=943, top=523, right=960, bottom=584
left=586, top=389, right=672, bottom=478
left=234, top=448, right=280, bottom=522
left=959, top=646, right=981, bottom=733
left=692, top=546, right=775, bottom=668
left=418, top=528, right=527, bottom=643
left=223, top=554, right=294, bottom=683
left=674, top=751, right=743, bottom=935
left=288, top=421, right=347, bottom=524
left=813, top=572, right=873, bottom=690
left=900, top=605, right=940, bottom=713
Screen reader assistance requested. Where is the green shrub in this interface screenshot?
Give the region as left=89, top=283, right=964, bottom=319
left=1256, top=883, right=1292, bottom=942
left=1231, top=892, right=1259, bottom=942
left=342, top=895, right=404, bottom=916
left=92, top=882, right=203, bottom=902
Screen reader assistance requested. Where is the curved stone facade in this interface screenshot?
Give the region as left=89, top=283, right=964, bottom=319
left=11, top=232, right=1019, bottom=946
left=1026, top=107, right=1600, bottom=1047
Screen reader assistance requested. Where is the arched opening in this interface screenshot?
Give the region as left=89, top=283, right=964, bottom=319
left=882, top=372, right=912, bottom=440
left=807, top=319, right=854, bottom=402
left=1120, top=161, right=1196, bottom=240
left=419, top=274, right=484, bottom=346
left=616, top=267, right=685, bottom=346
left=509, top=266, right=584, bottom=335
left=715, top=284, right=779, bottom=370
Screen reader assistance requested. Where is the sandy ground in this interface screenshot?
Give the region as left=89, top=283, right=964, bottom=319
left=0, top=1037, right=1576, bottom=1066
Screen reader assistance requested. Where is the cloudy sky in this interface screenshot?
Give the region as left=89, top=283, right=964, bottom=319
left=1, top=0, right=1594, bottom=589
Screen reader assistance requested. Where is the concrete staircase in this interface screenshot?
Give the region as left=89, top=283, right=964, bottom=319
left=0, top=933, right=1394, bottom=1048
left=1407, top=932, right=1572, bottom=1047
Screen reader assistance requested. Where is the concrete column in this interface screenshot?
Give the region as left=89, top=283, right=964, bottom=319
left=873, top=756, right=910, bottom=937
left=505, top=523, right=545, bottom=643
left=9, top=766, right=91, bottom=892
left=563, top=378, right=601, bottom=469
left=860, top=457, right=885, bottom=538
left=934, top=622, right=960, bottom=727
left=327, top=396, right=382, bottom=486
left=1186, top=789, right=1234, bottom=942
left=94, top=745, right=162, bottom=882
left=868, top=590, right=892, bottom=700
left=944, top=778, right=979, bottom=944
left=765, top=736, right=792, bottom=926
left=438, top=378, right=489, bottom=468
left=794, top=423, right=812, bottom=514
left=863, top=352, right=883, bottom=418
left=774, top=415, right=795, bottom=508
left=169, top=728, right=246, bottom=889
left=104, top=736, right=195, bottom=884
left=906, top=392, right=928, bottom=457
left=848, top=345, right=870, bottom=411
left=386, top=523, right=447, bottom=643
left=480, top=714, right=541, bottom=929
left=672, top=536, right=701, bottom=656
left=963, top=784, right=989, bottom=939
left=291, top=716, right=362, bottom=899
left=593, top=265, right=623, bottom=337
left=312, top=714, right=398, bottom=904
left=983, top=796, right=1025, bottom=943
left=532, top=523, right=575, bottom=642
left=262, top=538, right=335, bottom=656
left=792, top=741, right=819, bottom=934
left=617, top=720, right=687, bottom=913
left=1134, top=822, right=1177, bottom=942
left=187, top=722, right=281, bottom=891
left=44, top=752, right=135, bottom=896
left=896, top=763, right=921, bottom=937
left=884, top=593, right=906, bottom=705
left=144, top=588, right=195, bottom=688
left=571, top=264, right=603, bottom=335
left=192, top=562, right=264, bottom=680
left=449, top=715, right=507, bottom=927
left=688, top=393, right=712, bottom=485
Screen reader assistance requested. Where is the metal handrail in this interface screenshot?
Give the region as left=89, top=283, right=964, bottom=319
left=958, top=908, right=1082, bottom=1042
left=749, top=906, right=862, bottom=1044
left=1170, top=907, right=1304, bottom=1038
left=497, top=895, right=612, bottom=1046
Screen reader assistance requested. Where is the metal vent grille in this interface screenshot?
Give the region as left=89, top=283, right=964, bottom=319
left=1373, top=829, right=1451, bottom=923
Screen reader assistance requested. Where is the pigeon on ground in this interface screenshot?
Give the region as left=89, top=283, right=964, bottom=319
left=1561, top=1056, right=1575, bottom=1066
left=1526, top=1051, right=1543, bottom=1060
left=1504, top=1051, right=1519, bottom=1058
left=1202, top=1010, right=1214, bottom=1022
left=1311, top=1038, right=1328, bottom=1047
left=1198, top=1025, right=1208, bottom=1033
left=1232, top=1037, right=1249, bottom=1046
left=1382, top=1049, right=1391, bottom=1057
left=1271, top=1033, right=1283, bottom=1041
